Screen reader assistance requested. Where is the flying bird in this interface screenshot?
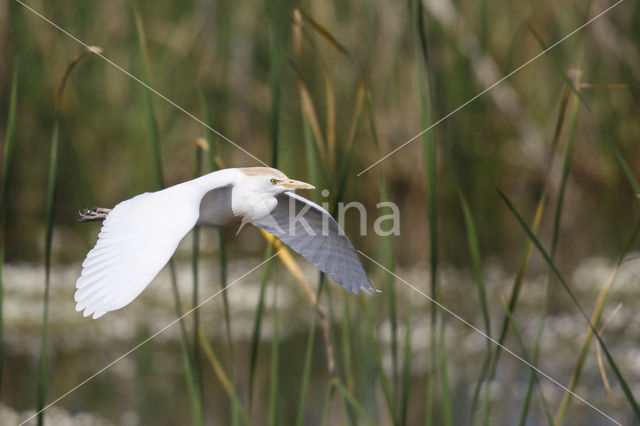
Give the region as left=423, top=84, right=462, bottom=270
left=75, top=167, right=374, bottom=319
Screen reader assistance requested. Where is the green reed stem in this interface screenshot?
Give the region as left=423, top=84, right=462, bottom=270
left=0, top=70, right=18, bottom=396
left=133, top=7, right=202, bottom=423
left=196, top=86, right=237, bottom=421
left=37, top=47, right=98, bottom=425
left=268, top=277, right=279, bottom=426
left=192, top=142, right=205, bottom=410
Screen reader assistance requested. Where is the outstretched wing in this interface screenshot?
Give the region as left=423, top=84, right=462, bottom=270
left=252, top=192, right=374, bottom=294
left=75, top=185, right=207, bottom=319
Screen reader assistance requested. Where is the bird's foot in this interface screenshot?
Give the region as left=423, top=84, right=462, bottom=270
left=78, top=207, right=112, bottom=222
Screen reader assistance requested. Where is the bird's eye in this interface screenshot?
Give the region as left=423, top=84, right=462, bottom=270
left=270, top=178, right=279, bottom=184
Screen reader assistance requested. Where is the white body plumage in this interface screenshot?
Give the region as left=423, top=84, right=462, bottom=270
left=76, top=167, right=374, bottom=319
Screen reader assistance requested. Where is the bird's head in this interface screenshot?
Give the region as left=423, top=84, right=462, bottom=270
left=239, top=167, right=315, bottom=194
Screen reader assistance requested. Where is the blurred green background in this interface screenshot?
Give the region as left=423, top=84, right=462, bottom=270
left=1, top=0, right=640, bottom=425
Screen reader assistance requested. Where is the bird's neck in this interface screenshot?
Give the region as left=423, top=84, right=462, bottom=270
left=179, top=168, right=279, bottom=223
left=232, top=185, right=279, bottom=223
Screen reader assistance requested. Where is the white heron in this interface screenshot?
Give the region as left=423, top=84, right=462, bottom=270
left=75, top=167, right=375, bottom=319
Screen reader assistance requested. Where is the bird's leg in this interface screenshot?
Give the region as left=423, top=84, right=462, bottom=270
left=78, top=207, right=112, bottom=222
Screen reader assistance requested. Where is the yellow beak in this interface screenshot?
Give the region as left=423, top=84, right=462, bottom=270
left=280, top=179, right=315, bottom=190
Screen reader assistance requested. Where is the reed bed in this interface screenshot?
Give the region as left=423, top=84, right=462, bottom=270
left=1, top=0, right=639, bottom=425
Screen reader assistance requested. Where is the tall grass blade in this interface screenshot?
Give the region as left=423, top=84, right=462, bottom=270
left=318, top=280, right=338, bottom=372
left=326, top=79, right=367, bottom=398
left=368, top=92, right=400, bottom=401
left=438, top=315, right=453, bottom=426
left=268, top=277, right=279, bottom=426
left=518, top=81, right=573, bottom=425
left=292, top=18, right=366, bottom=423
left=531, top=67, right=594, bottom=424
left=168, top=265, right=203, bottom=426
left=292, top=277, right=334, bottom=423
left=197, top=329, right=251, bottom=426
left=290, top=39, right=322, bottom=198
left=331, top=78, right=367, bottom=425
left=337, top=386, right=351, bottom=426
left=363, top=298, right=398, bottom=425
left=546, top=75, right=585, bottom=425
left=295, top=312, right=318, bottom=426
left=550, top=72, right=581, bottom=255
left=604, top=137, right=640, bottom=197
left=197, top=86, right=238, bottom=421
left=458, top=188, right=493, bottom=423
left=458, top=189, right=491, bottom=340
left=302, top=120, right=322, bottom=201
left=340, top=294, right=354, bottom=389
left=261, top=231, right=329, bottom=312
left=249, top=243, right=274, bottom=404
left=296, top=10, right=361, bottom=68
left=340, top=292, right=357, bottom=425
left=414, top=0, right=439, bottom=421
left=37, top=47, right=98, bottom=426
left=472, top=355, right=492, bottom=425
left=471, top=179, right=546, bottom=423
left=400, top=303, right=413, bottom=426
left=133, top=8, right=202, bottom=424
left=554, top=216, right=640, bottom=424
left=196, top=87, right=218, bottom=170
left=250, top=7, right=284, bottom=398
left=192, top=140, right=206, bottom=409
left=325, top=73, right=336, bottom=168
left=596, top=304, right=623, bottom=408
left=595, top=340, right=615, bottom=406
left=527, top=25, right=591, bottom=112
left=518, top=277, right=551, bottom=426
left=132, top=5, right=163, bottom=187
left=259, top=243, right=336, bottom=422
left=37, top=119, right=58, bottom=426
left=551, top=86, right=572, bottom=153
left=480, top=0, right=488, bottom=49
left=381, top=174, right=398, bottom=388
left=0, top=70, right=18, bottom=395
left=365, top=88, right=401, bottom=415
left=267, top=16, right=283, bottom=167
left=266, top=9, right=283, bottom=411
left=334, top=81, right=366, bottom=206
left=238, top=5, right=286, bottom=415
left=292, top=48, right=339, bottom=403
left=332, top=379, right=376, bottom=426
left=498, top=189, right=640, bottom=421
left=498, top=296, right=554, bottom=426
left=319, top=383, right=336, bottom=426
left=289, top=70, right=339, bottom=426
left=293, top=8, right=303, bottom=56
left=259, top=233, right=334, bottom=422
left=295, top=73, right=327, bottom=164
left=474, top=79, right=573, bottom=418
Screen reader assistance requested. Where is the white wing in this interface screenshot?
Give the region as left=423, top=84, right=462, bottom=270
left=252, top=192, right=374, bottom=294
left=75, top=180, right=216, bottom=319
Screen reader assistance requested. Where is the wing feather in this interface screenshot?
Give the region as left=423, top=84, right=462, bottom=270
left=75, top=187, right=202, bottom=318
left=252, top=192, right=374, bottom=294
